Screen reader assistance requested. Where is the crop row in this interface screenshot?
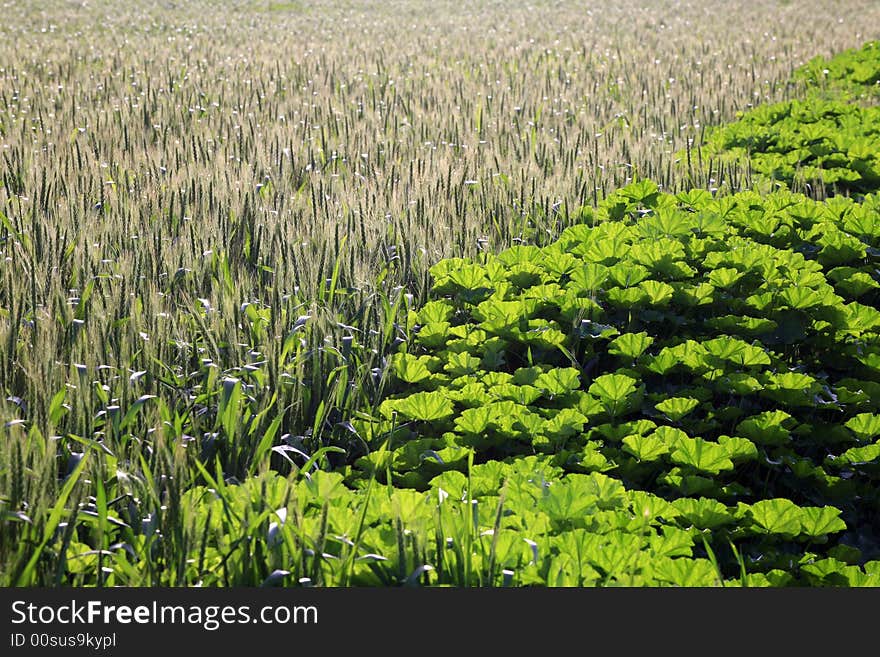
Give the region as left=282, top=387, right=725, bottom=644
left=702, top=41, right=880, bottom=196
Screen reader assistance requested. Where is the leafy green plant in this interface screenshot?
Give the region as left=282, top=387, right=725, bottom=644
left=700, top=99, right=880, bottom=196
left=362, top=181, right=880, bottom=585
left=699, top=40, right=880, bottom=198
left=796, top=40, right=880, bottom=102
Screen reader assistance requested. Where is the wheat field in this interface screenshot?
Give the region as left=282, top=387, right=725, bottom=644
left=1, top=0, right=879, bottom=585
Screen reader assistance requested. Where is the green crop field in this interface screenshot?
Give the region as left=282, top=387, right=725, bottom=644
left=2, top=0, right=880, bottom=587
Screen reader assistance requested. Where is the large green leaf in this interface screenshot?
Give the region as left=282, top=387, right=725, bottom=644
left=443, top=351, right=482, bottom=376
left=703, top=336, right=771, bottom=367
left=607, top=263, right=650, bottom=288
left=415, top=321, right=452, bottom=348
left=391, top=353, right=436, bottom=384
left=638, top=280, right=675, bottom=306
left=416, top=300, right=455, bottom=324
left=670, top=437, right=735, bottom=475
left=799, top=506, right=847, bottom=538
left=718, top=435, right=759, bottom=462
left=650, top=557, right=720, bottom=587
left=622, top=434, right=670, bottom=462
left=741, top=498, right=803, bottom=537
left=535, top=368, right=581, bottom=396
left=537, top=478, right=599, bottom=526
left=832, top=441, right=880, bottom=466
left=541, top=409, right=588, bottom=441
left=582, top=531, right=646, bottom=580
left=489, top=383, right=543, bottom=405
left=589, top=373, right=638, bottom=404
left=707, top=267, right=745, bottom=289
left=736, top=410, right=793, bottom=446
left=447, top=263, right=491, bottom=291
left=454, top=406, right=494, bottom=435
left=671, top=498, right=735, bottom=530
left=576, top=472, right=628, bottom=509
left=383, top=391, right=455, bottom=422
left=647, top=527, right=695, bottom=559
left=607, top=332, right=654, bottom=360
left=844, top=413, right=880, bottom=442
left=655, top=397, right=700, bottom=422
left=546, top=531, right=603, bottom=586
